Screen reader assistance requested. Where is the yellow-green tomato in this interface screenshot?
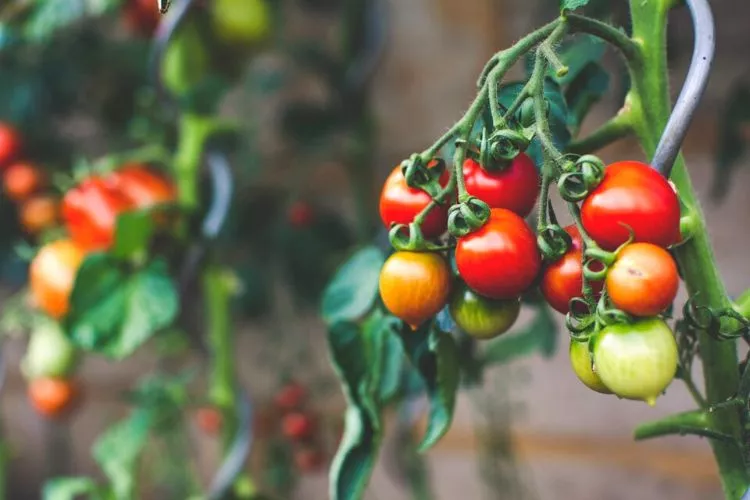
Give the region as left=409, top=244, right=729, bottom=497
left=569, top=339, right=611, bottom=394
left=592, top=318, right=678, bottom=406
left=211, top=0, right=271, bottom=46
left=21, top=318, right=79, bottom=380
left=449, top=285, right=520, bottom=340
left=162, top=21, right=209, bottom=97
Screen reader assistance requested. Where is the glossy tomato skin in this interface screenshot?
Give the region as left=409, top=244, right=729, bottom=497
left=20, top=195, right=58, bottom=235
left=540, top=225, right=604, bottom=314
left=0, top=123, right=20, bottom=169
left=606, top=243, right=679, bottom=317
left=30, top=240, right=86, bottom=319
left=592, top=318, right=678, bottom=406
left=449, top=284, right=520, bottom=340
left=3, top=162, right=44, bottom=202
left=28, top=377, right=79, bottom=419
left=105, top=164, right=176, bottom=209
left=569, top=339, right=611, bottom=394
left=211, top=0, right=271, bottom=45
left=379, top=251, right=452, bottom=329
left=463, top=155, right=539, bottom=217
left=581, top=161, right=681, bottom=250
left=379, top=165, right=449, bottom=239
left=62, top=177, right=134, bottom=251
left=123, top=0, right=161, bottom=36
left=21, top=319, right=79, bottom=380
left=282, top=412, right=316, bottom=441
left=274, top=382, right=307, bottom=412
left=455, top=208, right=541, bottom=300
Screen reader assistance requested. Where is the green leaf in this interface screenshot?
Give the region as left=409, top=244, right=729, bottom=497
left=362, top=309, right=404, bottom=405
left=321, top=246, right=385, bottom=325
left=481, top=305, right=559, bottom=365
left=712, top=83, right=750, bottom=200
left=24, top=0, right=120, bottom=41
left=112, top=210, right=155, bottom=260
left=66, top=256, right=179, bottom=359
left=43, top=477, right=99, bottom=500
left=565, top=62, right=610, bottom=133
left=561, top=0, right=591, bottom=12
left=396, top=323, right=460, bottom=451
left=554, top=35, right=606, bottom=86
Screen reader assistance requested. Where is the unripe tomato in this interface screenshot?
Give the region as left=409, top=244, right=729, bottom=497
left=294, top=446, right=325, bottom=473
left=281, top=412, right=316, bottom=441
left=540, top=225, right=603, bottom=314
left=21, top=319, right=79, bottom=380
left=28, top=377, right=79, bottom=419
left=211, top=0, right=271, bottom=46
left=569, top=339, right=611, bottom=394
left=3, top=162, right=44, bottom=202
left=606, top=243, right=679, bottom=317
left=592, top=318, right=678, bottom=406
left=449, top=284, right=520, bottom=340
left=462, top=155, right=539, bottom=217
left=274, top=382, right=306, bottom=412
left=105, top=163, right=176, bottom=209
left=195, top=407, right=223, bottom=436
left=379, top=251, right=451, bottom=329
left=162, top=22, right=210, bottom=96
left=581, top=161, right=681, bottom=250
left=30, top=240, right=86, bottom=319
left=0, top=123, right=21, bottom=169
left=62, top=177, right=133, bottom=251
left=20, top=195, right=59, bottom=235
left=379, top=165, right=449, bottom=239
left=123, top=0, right=160, bottom=37
left=455, top=208, right=540, bottom=300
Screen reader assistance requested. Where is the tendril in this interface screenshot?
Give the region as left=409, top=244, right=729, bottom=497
left=557, top=155, right=606, bottom=202
left=401, top=154, right=446, bottom=198
left=447, top=197, right=491, bottom=238
left=388, top=223, right=445, bottom=252
left=683, top=295, right=750, bottom=341
left=537, top=224, right=571, bottom=262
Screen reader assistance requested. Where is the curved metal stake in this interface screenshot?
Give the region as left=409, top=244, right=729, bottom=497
left=651, top=0, right=715, bottom=177
left=207, top=390, right=254, bottom=500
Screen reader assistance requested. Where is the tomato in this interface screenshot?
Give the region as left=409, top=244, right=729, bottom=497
left=28, top=377, right=79, bottom=419
left=540, top=225, right=603, bottom=314
left=606, top=243, right=679, bottom=317
left=211, top=0, right=271, bottom=46
left=455, top=208, right=540, bottom=299
left=379, top=251, right=451, bottom=329
left=123, top=0, right=161, bottom=36
left=581, top=161, right=681, bottom=250
left=592, top=318, right=678, bottom=406
left=20, top=195, right=58, bottom=235
left=569, top=339, right=611, bottom=394
left=30, top=240, right=86, bottom=319
left=195, top=407, right=223, bottom=436
left=62, top=176, right=133, bottom=251
left=288, top=201, right=315, bottom=228
left=462, top=155, right=539, bottom=217
left=281, top=412, right=316, bottom=441
left=21, top=319, right=79, bottom=380
left=0, top=123, right=21, bottom=169
left=162, top=21, right=210, bottom=96
left=294, top=447, right=325, bottom=473
left=274, top=382, right=306, bottom=412
left=379, top=164, right=449, bottom=239
left=105, top=163, right=176, bottom=209
left=3, top=162, right=44, bottom=202
left=449, top=284, right=520, bottom=339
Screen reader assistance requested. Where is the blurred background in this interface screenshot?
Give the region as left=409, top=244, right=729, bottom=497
left=0, top=0, right=749, bottom=499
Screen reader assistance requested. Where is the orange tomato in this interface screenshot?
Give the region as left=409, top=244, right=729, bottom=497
left=105, top=163, right=176, bottom=209
left=0, top=123, right=21, bottom=169
left=28, top=377, right=79, bottom=419
left=29, top=240, right=86, bottom=319
left=3, top=162, right=44, bottom=202
left=19, top=195, right=58, bottom=235
left=379, top=251, right=451, bottom=329
left=195, top=406, right=223, bottom=436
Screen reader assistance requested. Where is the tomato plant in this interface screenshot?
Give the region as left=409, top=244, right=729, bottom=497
left=27, top=377, right=79, bottom=419
left=569, top=339, right=610, bottom=394
left=462, top=155, right=539, bottom=217
left=449, top=284, right=520, bottom=340
left=29, top=239, right=85, bottom=319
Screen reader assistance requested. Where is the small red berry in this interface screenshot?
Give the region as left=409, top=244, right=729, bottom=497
left=274, top=382, right=306, bottom=411
left=281, top=412, right=316, bottom=441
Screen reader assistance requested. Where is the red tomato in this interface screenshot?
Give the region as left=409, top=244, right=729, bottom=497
left=3, top=162, right=45, bottom=202
left=195, top=407, right=223, bottom=436
left=606, top=242, right=679, bottom=317
left=29, top=240, right=86, bottom=319
left=281, top=412, right=316, bottom=441
left=288, top=201, right=315, bottom=228
left=463, top=155, right=539, bottom=217
left=274, top=382, right=307, bottom=412
left=123, top=0, right=161, bottom=36
left=0, top=123, right=21, bottom=170
left=581, top=161, right=680, bottom=250
left=294, top=446, right=325, bottom=473
left=379, top=164, right=449, bottom=239
left=540, top=225, right=603, bottom=314
left=20, top=195, right=59, bottom=235
left=105, top=164, right=176, bottom=209
left=62, top=176, right=134, bottom=251
left=28, top=377, right=79, bottom=419
left=455, top=208, right=541, bottom=299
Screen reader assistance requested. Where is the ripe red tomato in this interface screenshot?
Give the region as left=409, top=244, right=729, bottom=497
left=540, top=225, right=604, bottom=314
left=288, top=201, right=315, bottom=228
left=379, top=164, right=449, bottom=239
left=28, top=377, right=79, bottom=419
left=455, top=208, right=540, bottom=299
left=294, top=446, right=325, bottom=473
left=606, top=243, right=679, bottom=317
left=581, top=161, right=680, bottom=250
left=62, top=176, right=134, bottom=251
left=123, top=0, right=161, bottom=36
left=30, top=239, right=86, bottom=319
left=3, top=162, right=44, bottom=202
left=195, top=406, right=223, bottom=436
left=379, top=251, right=452, bottom=329
left=462, top=155, right=539, bottom=217
left=0, top=123, right=21, bottom=169
left=105, top=164, right=176, bottom=209
left=281, top=412, right=316, bottom=441
left=274, top=382, right=307, bottom=412
left=20, top=195, right=58, bottom=235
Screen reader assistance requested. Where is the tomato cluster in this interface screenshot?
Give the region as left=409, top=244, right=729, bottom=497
left=271, top=381, right=327, bottom=473
left=378, top=151, right=683, bottom=405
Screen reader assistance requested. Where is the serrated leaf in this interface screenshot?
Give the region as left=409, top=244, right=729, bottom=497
left=112, top=210, right=155, bottom=260
left=321, top=246, right=385, bottom=325
left=43, top=477, right=99, bottom=500
left=561, top=0, right=591, bottom=12
left=397, top=323, right=459, bottom=451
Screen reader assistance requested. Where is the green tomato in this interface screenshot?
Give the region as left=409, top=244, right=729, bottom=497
left=211, top=0, right=271, bottom=46
left=21, top=318, right=79, bottom=380
left=569, top=339, right=611, bottom=394
left=449, top=285, right=520, bottom=340
left=592, top=318, right=678, bottom=406
left=162, top=21, right=210, bottom=97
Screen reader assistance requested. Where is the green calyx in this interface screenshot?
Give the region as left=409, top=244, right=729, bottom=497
left=447, top=197, right=490, bottom=238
